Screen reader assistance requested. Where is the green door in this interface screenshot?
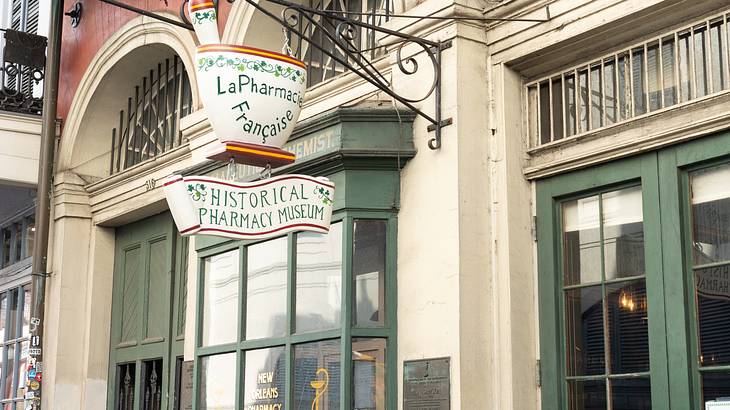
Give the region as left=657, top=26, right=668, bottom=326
left=107, top=212, right=187, bottom=410
left=538, top=130, right=730, bottom=410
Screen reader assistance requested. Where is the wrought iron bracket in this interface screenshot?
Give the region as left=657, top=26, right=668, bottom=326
left=65, top=3, right=83, bottom=28
left=96, top=0, right=551, bottom=150
left=240, top=0, right=460, bottom=149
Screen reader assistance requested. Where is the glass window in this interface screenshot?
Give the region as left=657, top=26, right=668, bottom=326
left=0, top=286, right=30, bottom=408
left=246, top=239, right=287, bottom=340
left=690, top=163, right=730, bottom=402
left=294, top=340, right=341, bottom=410
left=562, top=187, right=650, bottom=409
left=198, top=353, right=236, bottom=410
left=353, top=338, right=386, bottom=410
left=196, top=218, right=393, bottom=410
left=202, top=250, right=239, bottom=346
left=243, top=347, right=286, bottom=410
left=353, top=220, right=386, bottom=327
left=296, top=223, right=343, bottom=333
left=24, top=218, right=34, bottom=260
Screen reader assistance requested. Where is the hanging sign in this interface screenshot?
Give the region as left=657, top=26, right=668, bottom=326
left=164, top=174, right=334, bottom=240
left=189, top=0, right=306, bottom=167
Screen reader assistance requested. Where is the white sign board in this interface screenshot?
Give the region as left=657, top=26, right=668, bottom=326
left=164, top=174, right=334, bottom=240
left=707, top=401, right=730, bottom=410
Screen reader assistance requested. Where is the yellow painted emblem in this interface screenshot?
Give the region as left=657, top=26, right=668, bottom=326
left=310, top=368, right=329, bottom=410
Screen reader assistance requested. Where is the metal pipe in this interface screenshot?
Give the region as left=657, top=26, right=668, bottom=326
left=29, top=0, right=64, bottom=407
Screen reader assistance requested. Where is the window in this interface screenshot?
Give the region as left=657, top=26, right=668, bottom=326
left=286, top=0, right=393, bottom=87
left=0, top=284, right=32, bottom=410
left=109, top=55, right=193, bottom=175
left=538, top=130, right=730, bottom=409
left=196, top=218, right=394, bottom=410
left=528, top=11, right=730, bottom=147
left=0, top=212, right=35, bottom=269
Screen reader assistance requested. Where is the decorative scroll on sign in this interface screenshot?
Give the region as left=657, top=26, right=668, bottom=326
left=164, top=174, right=334, bottom=240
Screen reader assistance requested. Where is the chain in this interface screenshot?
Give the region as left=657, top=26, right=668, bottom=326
left=227, top=157, right=237, bottom=181
left=281, top=27, right=295, bottom=57
left=260, top=163, right=272, bottom=179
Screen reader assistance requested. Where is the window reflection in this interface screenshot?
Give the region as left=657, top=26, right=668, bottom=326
left=353, top=220, right=386, bottom=327
left=244, top=347, right=286, bottom=410
left=247, top=238, right=287, bottom=340
left=296, top=223, right=343, bottom=333
left=353, top=338, right=386, bottom=410
left=294, top=340, right=341, bottom=410
left=198, top=353, right=236, bottom=410
left=202, top=250, right=239, bottom=346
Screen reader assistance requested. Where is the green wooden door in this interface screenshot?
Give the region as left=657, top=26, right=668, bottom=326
left=107, top=212, right=187, bottom=410
left=538, top=130, right=730, bottom=410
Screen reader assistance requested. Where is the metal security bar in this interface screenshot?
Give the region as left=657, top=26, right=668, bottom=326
left=109, top=56, right=193, bottom=175
left=284, top=0, right=392, bottom=87
left=116, top=363, right=136, bottom=410
left=527, top=10, right=730, bottom=148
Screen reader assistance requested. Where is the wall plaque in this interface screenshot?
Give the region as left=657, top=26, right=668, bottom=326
left=403, top=357, right=450, bottom=410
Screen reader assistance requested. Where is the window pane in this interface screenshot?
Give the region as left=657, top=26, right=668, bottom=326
left=702, top=371, right=730, bottom=403
left=7, top=290, right=18, bottom=341
left=662, top=37, right=677, bottom=106
left=611, top=377, right=651, bottom=410
left=296, top=223, right=343, bottom=333
left=243, top=347, right=286, bottom=410
left=695, top=265, right=730, bottom=367
left=22, top=285, right=30, bottom=338
left=198, top=353, right=236, bottom=410
left=607, top=280, right=649, bottom=374
left=567, top=379, right=606, bottom=410
left=17, top=340, right=28, bottom=400
left=691, top=163, right=730, bottom=264
left=354, top=220, right=386, bottom=327
left=602, top=187, right=645, bottom=280
left=604, top=60, right=617, bottom=125
left=528, top=85, right=539, bottom=145
left=694, top=26, right=709, bottom=98
left=202, top=250, right=239, bottom=346
left=578, top=69, right=589, bottom=133
left=25, top=217, right=34, bottom=260
left=552, top=77, right=564, bottom=140
left=590, top=66, right=602, bottom=129
left=246, top=238, right=287, bottom=340
left=2, top=229, right=11, bottom=267
left=618, top=54, right=630, bottom=120
left=565, top=286, right=605, bottom=376
left=632, top=48, right=646, bottom=115
left=4, top=344, right=14, bottom=399
left=294, top=340, right=341, bottom=410
left=540, top=80, right=551, bottom=144
left=0, top=294, right=6, bottom=342
left=647, top=42, right=661, bottom=111
left=565, top=73, right=577, bottom=136
left=710, top=21, right=725, bottom=92
left=353, top=338, right=386, bottom=410
left=679, top=33, right=692, bottom=102
left=563, top=196, right=601, bottom=285
left=14, top=224, right=21, bottom=261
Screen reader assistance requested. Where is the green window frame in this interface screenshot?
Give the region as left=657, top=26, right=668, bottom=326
left=193, top=210, right=398, bottom=410
left=538, top=130, right=730, bottom=409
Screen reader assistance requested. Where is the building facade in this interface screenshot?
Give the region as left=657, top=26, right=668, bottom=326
left=0, top=0, right=50, bottom=408
left=42, top=0, right=730, bottom=409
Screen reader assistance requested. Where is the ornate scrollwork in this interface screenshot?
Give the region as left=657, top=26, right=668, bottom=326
left=0, top=63, right=44, bottom=115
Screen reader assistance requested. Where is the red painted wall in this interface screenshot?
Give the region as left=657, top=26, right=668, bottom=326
left=58, top=0, right=232, bottom=122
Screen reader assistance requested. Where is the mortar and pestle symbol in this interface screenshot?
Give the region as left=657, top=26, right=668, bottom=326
left=310, top=368, right=329, bottom=410
left=189, top=0, right=306, bottom=168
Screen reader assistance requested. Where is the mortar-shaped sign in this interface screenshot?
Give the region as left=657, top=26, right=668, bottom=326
left=189, top=0, right=306, bottom=167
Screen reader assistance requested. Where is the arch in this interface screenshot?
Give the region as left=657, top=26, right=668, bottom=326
left=58, top=14, right=198, bottom=174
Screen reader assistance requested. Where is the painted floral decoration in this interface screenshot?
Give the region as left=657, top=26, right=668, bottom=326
left=314, top=186, right=333, bottom=206
left=192, top=10, right=217, bottom=25
left=197, top=55, right=305, bottom=84
left=187, top=183, right=207, bottom=201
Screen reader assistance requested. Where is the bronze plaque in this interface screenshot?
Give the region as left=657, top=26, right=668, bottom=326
left=180, top=361, right=194, bottom=410
left=403, top=357, right=450, bottom=410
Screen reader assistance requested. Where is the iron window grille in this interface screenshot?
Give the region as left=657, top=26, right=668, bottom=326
left=0, top=0, right=44, bottom=115
left=286, top=0, right=392, bottom=87
left=110, top=55, right=193, bottom=175
left=527, top=9, right=730, bottom=148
